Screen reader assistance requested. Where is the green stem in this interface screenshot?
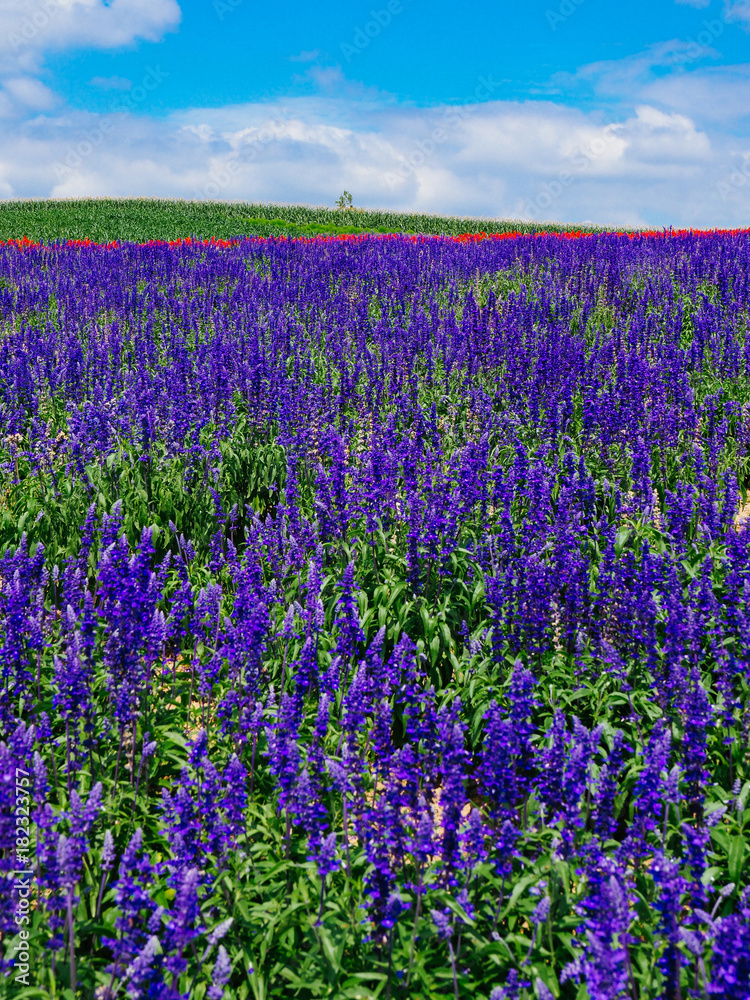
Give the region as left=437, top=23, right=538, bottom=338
left=67, top=888, right=76, bottom=995
left=448, top=939, right=459, bottom=1000
left=385, top=927, right=394, bottom=1000
left=406, top=870, right=423, bottom=988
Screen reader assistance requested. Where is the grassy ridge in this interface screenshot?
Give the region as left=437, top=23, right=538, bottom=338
left=0, top=197, right=603, bottom=243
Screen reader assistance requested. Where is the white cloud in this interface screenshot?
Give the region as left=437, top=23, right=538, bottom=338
left=725, top=0, right=750, bottom=26
left=288, top=49, right=320, bottom=63
left=626, top=105, right=712, bottom=164
left=1, top=75, right=56, bottom=112
left=677, top=0, right=750, bottom=26
left=90, top=75, right=133, bottom=91
left=555, top=40, right=723, bottom=104
left=640, top=64, right=750, bottom=124
left=0, top=90, right=745, bottom=229
left=552, top=41, right=750, bottom=136
left=0, top=0, right=181, bottom=74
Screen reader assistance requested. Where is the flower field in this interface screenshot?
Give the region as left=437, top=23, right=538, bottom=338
left=1, top=228, right=750, bottom=999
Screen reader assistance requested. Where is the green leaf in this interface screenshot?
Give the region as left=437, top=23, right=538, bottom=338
left=737, top=780, right=750, bottom=814
left=729, top=835, right=746, bottom=883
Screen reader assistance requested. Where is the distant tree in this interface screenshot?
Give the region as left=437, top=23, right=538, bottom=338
left=335, top=190, right=354, bottom=210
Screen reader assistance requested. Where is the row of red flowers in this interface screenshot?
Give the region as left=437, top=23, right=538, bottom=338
left=0, top=228, right=749, bottom=251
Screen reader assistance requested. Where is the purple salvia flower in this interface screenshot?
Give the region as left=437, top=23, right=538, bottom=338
left=315, top=831, right=339, bottom=879
left=592, top=730, right=627, bottom=840
left=489, top=970, right=524, bottom=1000
left=124, top=935, right=161, bottom=998
left=652, top=853, right=687, bottom=1000
left=563, top=857, right=634, bottom=1000
left=430, top=907, right=453, bottom=941
left=333, top=562, right=364, bottom=681
left=201, top=917, right=234, bottom=962
left=163, top=866, right=202, bottom=980
left=707, top=887, right=750, bottom=997
left=626, top=720, right=671, bottom=857
left=682, top=670, right=712, bottom=817
left=208, top=945, right=232, bottom=1000
left=436, top=698, right=467, bottom=881
left=103, top=827, right=160, bottom=988
left=535, top=978, right=555, bottom=1000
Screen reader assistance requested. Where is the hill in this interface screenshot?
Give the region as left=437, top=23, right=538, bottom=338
left=0, top=197, right=601, bottom=243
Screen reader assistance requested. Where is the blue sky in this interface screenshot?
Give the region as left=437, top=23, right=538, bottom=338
left=0, top=0, right=749, bottom=225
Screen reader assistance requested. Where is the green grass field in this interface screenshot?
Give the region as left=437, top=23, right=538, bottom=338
left=0, top=197, right=602, bottom=243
